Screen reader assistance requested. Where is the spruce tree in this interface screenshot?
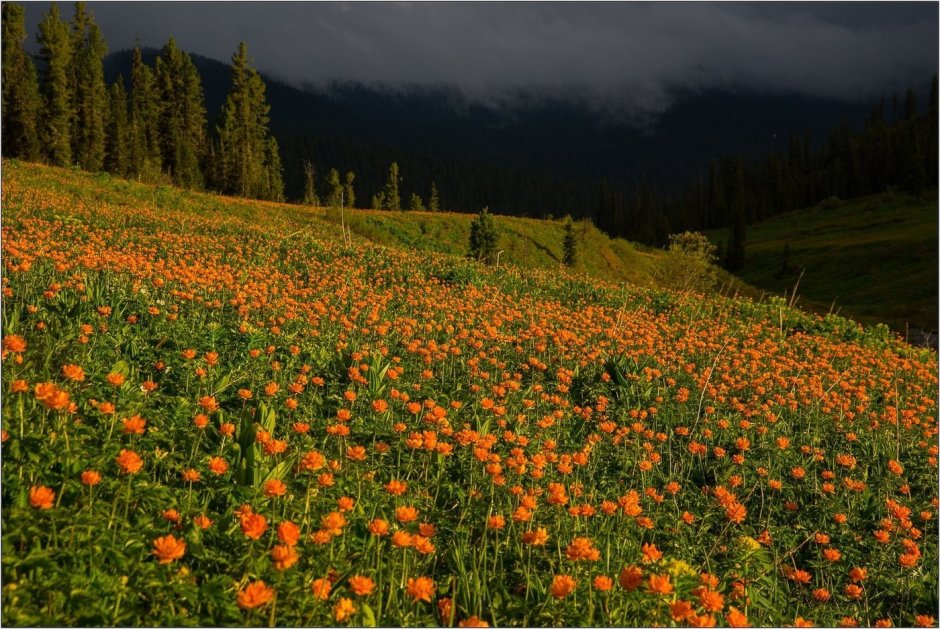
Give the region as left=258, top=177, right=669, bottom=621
left=562, top=216, right=577, bottom=267
left=468, top=207, right=499, bottom=264
left=215, top=42, right=280, bottom=199
left=155, top=39, right=205, bottom=188
left=408, top=193, right=425, bottom=212
left=69, top=2, right=108, bottom=171
left=262, top=136, right=283, bottom=201
left=428, top=181, right=440, bottom=212
left=36, top=2, right=72, bottom=166
left=2, top=2, right=41, bottom=160
left=302, top=160, right=320, bottom=206
left=383, top=162, right=401, bottom=210
left=104, top=78, right=129, bottom=176
left=343, top=171, right=356, bottom=209
left=325, top=168, right=343, bottom=207
left=129, top=44, right=161, bottom=178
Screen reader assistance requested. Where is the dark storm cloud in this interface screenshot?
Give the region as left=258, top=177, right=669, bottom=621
left=22, top=2, right=938, bottom=112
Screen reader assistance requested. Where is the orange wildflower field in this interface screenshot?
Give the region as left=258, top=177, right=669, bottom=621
left=1, top=160, right=937, bottom=626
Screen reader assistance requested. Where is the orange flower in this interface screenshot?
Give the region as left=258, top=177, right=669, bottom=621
left=2, top=334, right=27, bottom=353
left=321, top=511, right=348, bottom=536
left=61, top=364, right=85, bottom=381
left=277, top=520, right=301, bottom=546
left=106, top=372, right=126, bottom=387
left=237, top=580, right=275, bottom=609
left=487, top=515, right=506, bottom=530
left=347, top=575, right=375, bottom=596
left=369, top=518, right=390, bottom=536
left=619, top=565, right=643, bottom=591
left=391, top=530, right=413, bottom=548
left=406, top=576, right=436, bottom=603
left=551, top=574, right=577, bottom=599
left=270, top=544, right=299, bottom=570
left=384, top=479, right=408, bottom=495
left=670, top=600, right=695, bottom=622
left=333, top=597, right=356, bottom=621
left=81, top=470, right=101, bottom=486
left=263, top=479, right=287, bottom=497
left=152, top=534, right=186, bottom=564
left=182, top=469, right=201, bottom=483
left=115, top=449, right=143, bottom=474
left=647, top=573, right=674, bottom=595
left=193, top=514, right=213, bottom=530
left=641, top=542, right=662, bottom=563
left=121, top=415, right=146, bottom=435
left=29, top=485, right=55, bottom=509
left=726, top=606, right=750, bottom=628
left=311, top=577, right=331, bottom=600
left=521, top=527, right=549, bottom=546
left=593, top=575, right=614, bottom=592
left=241, top=512, right=268, bottom=540
left=698, top=588, right=725, bottom=612
left=208, top=456, right=229, bottom=475
left=565, top=537, right=601, bottom=561
left=396, top=505, right=419, bottom=523
left=843, top=584, right=863, bottom=600
left=197, top=395, right=219, bottom=413
left=337, top=496, right=355, bottom=512
left=458, top=616, right=490, bottom=627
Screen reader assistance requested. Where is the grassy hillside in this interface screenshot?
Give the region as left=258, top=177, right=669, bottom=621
left=710, top=193, right=938, bottom=340
left=2, top=159, right=937, bottom=627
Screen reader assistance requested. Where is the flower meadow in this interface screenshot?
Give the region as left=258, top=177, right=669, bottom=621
left=1, top=160, right=938, bottom=627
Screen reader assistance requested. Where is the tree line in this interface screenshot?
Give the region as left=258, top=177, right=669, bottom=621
left=2, top=2, right=283, bottom=201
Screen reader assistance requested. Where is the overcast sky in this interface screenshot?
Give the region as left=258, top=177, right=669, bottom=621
left=22, top=2, right=939, bottom=112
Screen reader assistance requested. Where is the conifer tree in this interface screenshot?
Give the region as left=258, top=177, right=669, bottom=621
left=325, top=168, right=343, bottom=207
left=36, top=2, right=72, bottom=166
left=371, top=192, right=386, bottom=210
left=428, top=181, right=440, bottom=212
left=104, top=78, right=129, bottom=175
left=408, top=192, right=425, bottom=212
left=383, top=162, right=401, bottom=210
left=562, top=216, right=577, bottom=267
left=262, top=136, right=283, bottom=201
left=215, top=42, right=280, bottom=199
left=69, top=2, right=108, bottom=171
left=302, top=160, right=319, bottom=206
left=155, top=38, right=205, bottom=188
left=129, top=44, right=161, bottom=178
left=468, top=207, right=499, bottom=264
left=343, top=171, right=356, bottom=208
left=2, top=2, right=41, bottom=160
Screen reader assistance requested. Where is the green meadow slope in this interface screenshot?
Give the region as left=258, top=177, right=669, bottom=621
left=711, top=192, right=938, bottom=340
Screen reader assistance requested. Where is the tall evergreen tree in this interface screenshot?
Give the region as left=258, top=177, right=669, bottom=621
left=104, top=78, right=129, bottom=176
left=68, top=2, right=108, bottom=171
left=468, top=207, right=499, bottom=264
left=383, top=162, right=401, bottom=210
left=36, top=2, right=72, bottom=166
left=155, top=38, right=205, bottom=188
left=428, top=181, right=441, bottom=212
left=215, top=42, right=280, bottom=199
left=2, top=2, right=41, bottom=160
left=302, top=160, right=320, bottom=206
left=262, top=136, right=283, bottom=201
left=325, top=167, right=343, bottom=207
left=562, top=216, right=577, bottom=267
left=343, top=171, right=356, bottom=209
left=408, top=192, right=425, bottom=212
left=128, top=43, right=161, bottom=178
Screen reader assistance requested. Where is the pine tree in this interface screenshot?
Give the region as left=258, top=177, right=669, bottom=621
left=155, top=39, right=205, bottom=188
left=302, top=160, right=320, bottom=205
left=468, top=207, right=499, bottom=264
left=104, top=78, right=129, bottom=175
left=262, top=136, right=283, bottom=201
left=128, top=43, right=161, bottom=179
left=215, top=42, right=280, bottom=199
left=36, top=2, right=72, bottom=166
left=69, top=2, right=108, bottom=171
left=562, top=216, right=577, bottom=267
left=428, top=181, right=440, bottom=212
left=2, top=2, right=41, bottom=160
left=408, top=193, right=425, bottom=212
left=325, top=168, right=343, bottom=207
left=343, top=172, right=356, bottom=209
left=371, top=192, right=385, bottom=210
left=383, top=162, right=401, bottom=210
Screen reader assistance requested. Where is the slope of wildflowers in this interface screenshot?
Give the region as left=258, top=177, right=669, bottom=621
left=2, top=160, right=937, bottom=627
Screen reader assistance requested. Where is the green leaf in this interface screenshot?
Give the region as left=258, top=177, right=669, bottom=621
left=360, top=603, right=377, bottom=627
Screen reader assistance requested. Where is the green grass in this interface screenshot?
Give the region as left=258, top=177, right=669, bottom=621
left=710, top=192, right=938, bottom=338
